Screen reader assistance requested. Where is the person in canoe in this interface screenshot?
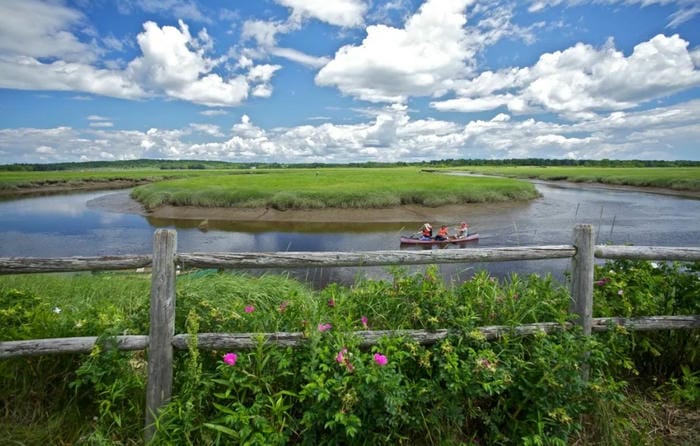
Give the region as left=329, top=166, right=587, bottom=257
left=420, top=223, right=433, bottom=240
left=434, top=224, right=450, bottom=241
left=456, top=222, right=469, bottom=238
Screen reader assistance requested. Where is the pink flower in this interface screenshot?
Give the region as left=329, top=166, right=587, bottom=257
left=244, top=305, right=255, bottom=313
left=222, top=353, right=237, bottom=366
left=336, top=348, right=347, bottom=364
left=336, top=348, right=354, bottom=372
left=361, top=316, right=368, bottom=329
left=278, top=301, right=289, bottom=312
left=373, top=353, right=388, bottom=366
left=327, top=299, right=336, bottom=308
left=318, top=323, right=332, bottom=332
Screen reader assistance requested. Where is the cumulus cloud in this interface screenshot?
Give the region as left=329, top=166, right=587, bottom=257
left=0, top=9, right=280, bottom=107
left=4, top=99, right=699, bottom=164
left=316, top=0, right=476, bottom=102
left=126, top=20, right=251, bottom=106
left=431, top=34, right=700, bottom=117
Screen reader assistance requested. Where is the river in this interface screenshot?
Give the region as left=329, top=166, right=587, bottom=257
left=1, top=182, right=698, bottom=286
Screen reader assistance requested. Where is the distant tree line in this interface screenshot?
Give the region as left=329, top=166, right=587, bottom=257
left=1, top=158, right=698, bottom=172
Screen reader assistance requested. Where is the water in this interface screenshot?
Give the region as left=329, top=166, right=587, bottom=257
left=1, top=184, right=698, bottom=286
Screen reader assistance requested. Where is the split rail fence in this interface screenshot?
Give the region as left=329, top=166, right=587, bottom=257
left=1, top=224, right=699, bottom=442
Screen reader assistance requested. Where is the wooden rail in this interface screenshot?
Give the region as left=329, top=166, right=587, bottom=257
left=1, top=225, right=699, bottom=442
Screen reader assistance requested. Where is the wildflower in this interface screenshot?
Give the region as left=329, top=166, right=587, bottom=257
left=244, top=305, right=255, bottom=313
left=617, top=289, right=624, bottom=296
left=373, top=353, right=388, bottom=366
left=278, top=301, right=289, bottom=312
left=222, top=352, right=238, bottom=366
left=650, top=262, right=659, bottom=269
left=361, top=316, right=368, bottom=329
left=327, top=298, right=335, bottom=308
left=318, top=323, right=332, bottom=332
left=336, top=348, right=354, bottom=372
left=52, top=307, right=61, bottom=314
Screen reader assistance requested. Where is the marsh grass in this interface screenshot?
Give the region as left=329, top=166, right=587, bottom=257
left=0, top=168, right=252, bottom=192
left=452, top=166, right=700, bottom=191
left=130, top=167, right=539, bottom=209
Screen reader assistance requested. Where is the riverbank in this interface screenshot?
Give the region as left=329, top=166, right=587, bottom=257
left=0, top=179, right=149, bottom=198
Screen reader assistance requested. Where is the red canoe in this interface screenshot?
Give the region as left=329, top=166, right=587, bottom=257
left=400, top=233, right=479, bottom=245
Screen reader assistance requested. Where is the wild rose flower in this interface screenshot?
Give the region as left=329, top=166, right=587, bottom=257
left=361, top=316, right=368, bottom=329
left=244, top=305, right=255, bottom=313
left=336, top=348, right=347, bottom=364
left=373, top=353, right=388, bottom=366
left=336, top=348, right=354, bottom=372
left=318, top=323, right=332, bottom=332
left=222, top=353, right=237, bottom=366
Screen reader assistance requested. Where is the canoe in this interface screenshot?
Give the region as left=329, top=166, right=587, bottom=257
left=400, top=234, right=479, bottom=245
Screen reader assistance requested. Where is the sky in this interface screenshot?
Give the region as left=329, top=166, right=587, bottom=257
left=1, top=0, right=699, bottom=165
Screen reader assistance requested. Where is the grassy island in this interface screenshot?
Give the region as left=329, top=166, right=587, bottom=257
left=130, top=168, right=539, bottom=210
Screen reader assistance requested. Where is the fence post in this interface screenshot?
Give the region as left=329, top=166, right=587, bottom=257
left=570, top=224, right=594, bottom=380
left=145, top=229, right=177, bottom=442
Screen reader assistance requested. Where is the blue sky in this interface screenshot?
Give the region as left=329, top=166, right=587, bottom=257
left=1, top=0, right=699, bottom=164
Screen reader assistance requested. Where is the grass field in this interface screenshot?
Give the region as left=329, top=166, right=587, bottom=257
left=450, top=166, right=700, bottom=191
left=130, top=167, right=539, bottom=209
left=0, top=168, right=245, bottom=191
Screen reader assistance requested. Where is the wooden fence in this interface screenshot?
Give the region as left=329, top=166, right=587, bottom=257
left=1, top=224, right=699, bottom=442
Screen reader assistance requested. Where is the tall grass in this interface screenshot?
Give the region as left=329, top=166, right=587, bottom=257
left=130, top=167, right=539, bottom=209
left=451, top=166, right=700, bottom=191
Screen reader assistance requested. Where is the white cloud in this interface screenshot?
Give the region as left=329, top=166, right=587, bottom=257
left=316, top=0, right=476, bottom=102
left=125, top=20, right=252, bottom=106
left=275, top=0, right=368, bottom=27
left=190, top=123, right=223, bottom=137
left=200, top=109, right=229, bottom=116
left=118, top=0, right=209, bottom=23
left=432, top=34, right=700, bottom=117
left=0, top=0, right=95, bottom=63
left=89, top=122, right=114, bottom=128
left=4, top=99, right=698, bottom=164
left=269, top=47, right=330, bottom=68
left=241, top=18, right=329, bottom=69
left=0, top=4, right=285, bottom=107
left=527, top=0, right=700, bottom=27
left=0, top=56, right=146, bottom=99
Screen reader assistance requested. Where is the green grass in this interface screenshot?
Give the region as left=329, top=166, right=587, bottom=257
left=130, top=167, right=539, bottom=209
left=0, top=168, right=251, bottom=191
left=448, top=166, right=700, bottom=191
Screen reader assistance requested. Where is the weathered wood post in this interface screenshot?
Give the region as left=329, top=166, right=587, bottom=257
left=570, top=224, right=595, bottom=380
left=145, top=229, right=177, bottom=442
